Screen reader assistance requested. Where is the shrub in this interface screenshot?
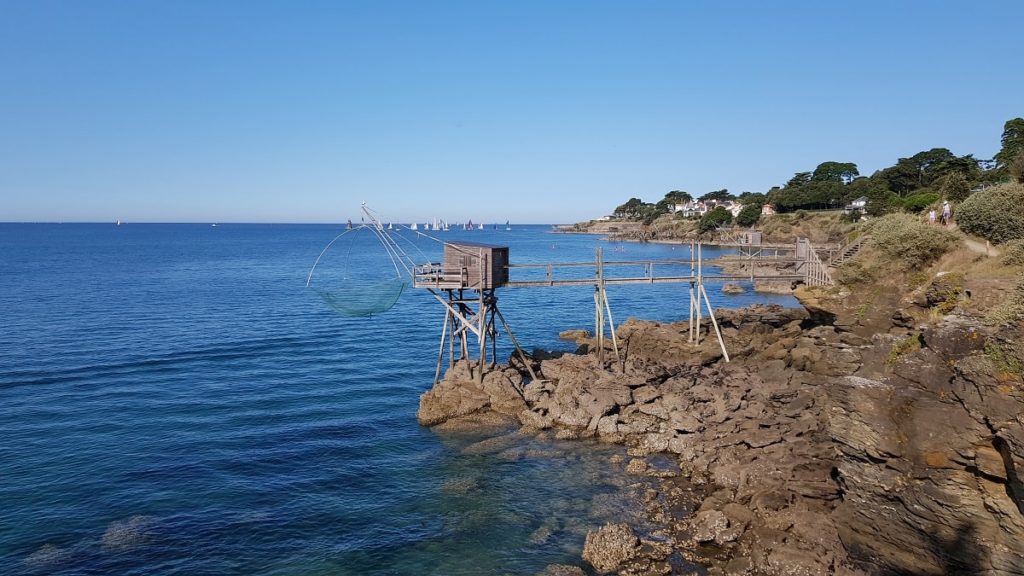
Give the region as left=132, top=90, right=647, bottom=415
left=956, top=182, right=1024, bottom=243
left=986, top=274, right=1024, bottom=325
left=900, top=190, right=940, bottom=213
left=888, top=334, right=922, bottom=366
left=865, top=213, right=959, bottom=269
left=1003, top=239, right=1024, bottom=266
left=698, top=206, right=732, bottom=233
left=735, top=204, right=762, bottom=227
left=841, top=209, right=863, bottom=223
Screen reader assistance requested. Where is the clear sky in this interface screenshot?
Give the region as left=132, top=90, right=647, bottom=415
left=1, top=1, right=1021, bottom=224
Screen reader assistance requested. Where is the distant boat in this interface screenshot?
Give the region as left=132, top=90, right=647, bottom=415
left=116, top=220, right=122, bottom=226
left=347, top=219, right=353, bottom=230
left=478, top=223, right=484, bottom=230
left=387, top=222, right=393, bottom=230
left=211, top=223, right=217, bottom=227
left=505, top=220, right=511, bottom=231
left=466, top=219, right=473, bottom=230
left=410, top=222, right=418, bottom=230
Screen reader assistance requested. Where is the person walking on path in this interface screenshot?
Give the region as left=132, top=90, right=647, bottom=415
left=941, top=201, right=952, bottom=225
left=928, top=209, right=937, bottom=224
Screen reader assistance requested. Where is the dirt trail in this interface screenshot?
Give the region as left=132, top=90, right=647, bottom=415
left=962, top=236, right=1000, bottom=256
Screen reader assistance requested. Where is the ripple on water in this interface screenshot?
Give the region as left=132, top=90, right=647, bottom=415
left=1, top=224, right=782, bottom=575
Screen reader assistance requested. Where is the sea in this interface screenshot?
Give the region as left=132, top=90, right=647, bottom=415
left=0, top=223, right=797, bottom=575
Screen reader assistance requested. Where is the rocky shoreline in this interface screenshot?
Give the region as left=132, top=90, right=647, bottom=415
left=417, top=294, right=1024, bottom=575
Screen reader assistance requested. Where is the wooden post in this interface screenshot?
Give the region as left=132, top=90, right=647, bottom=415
left=447, top=291, right=456, bottom=370
left=434, top=307, right=450, bottom=385
left=699, top=283, right=730, bottom=362
left=477, top=287, right=486, bottom=383
left=595, top=247, right=605, bottom=366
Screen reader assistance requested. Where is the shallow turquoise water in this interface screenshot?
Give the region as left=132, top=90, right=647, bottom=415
left=0, top=223, right=795, bottom=575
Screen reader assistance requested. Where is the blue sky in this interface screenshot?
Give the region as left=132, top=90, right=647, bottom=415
left=1, top=1, right=1021, bottom=223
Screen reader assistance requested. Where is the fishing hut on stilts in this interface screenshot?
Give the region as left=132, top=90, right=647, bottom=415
left=309, top=205, right=835, bottom=386
left=414, top=242, right=539, bottom=385
left=414, top=241, right=744, bottom=385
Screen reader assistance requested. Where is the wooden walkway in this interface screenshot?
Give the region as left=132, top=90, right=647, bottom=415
left=412, top=239, right=834, bottom=382
left=414, top=239, right=833, bottom=291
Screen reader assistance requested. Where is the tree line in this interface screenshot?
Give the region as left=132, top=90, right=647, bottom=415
left=611, top=117, right=1024, bottom=227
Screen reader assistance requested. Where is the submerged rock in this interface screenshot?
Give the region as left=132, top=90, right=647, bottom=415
left=721, top=282, right=746, bottom=294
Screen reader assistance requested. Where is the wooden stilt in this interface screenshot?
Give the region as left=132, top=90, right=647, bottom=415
left=477, top=289, right=486, bottom=383
left=700, top=283, right=730, bottom=362
left=434, top=307, right=450, bottom=385
left=602, top=285, right=620, bottom=367
left=495, top=307, right=539, bottom=385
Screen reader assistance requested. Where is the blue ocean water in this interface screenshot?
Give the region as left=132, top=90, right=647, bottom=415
left=0, top=223, right=796, bottom=575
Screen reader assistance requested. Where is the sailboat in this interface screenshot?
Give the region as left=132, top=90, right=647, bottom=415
left=505, top=220, right=511, bottom=231
left=410, top=222, right=418, bottom=230
left=347, top=219, right=353, bottom=230
left=477, top=223, right=484, bottom=230
left=387, top=222, right=393, bottom=230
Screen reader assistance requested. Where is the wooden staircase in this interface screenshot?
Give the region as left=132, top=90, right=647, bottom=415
left=830, top=235, right=871, bottom=266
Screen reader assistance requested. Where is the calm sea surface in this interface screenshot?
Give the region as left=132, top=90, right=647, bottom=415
left=0, top=223, right=796, bottom=575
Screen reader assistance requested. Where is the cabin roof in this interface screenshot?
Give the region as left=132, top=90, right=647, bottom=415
left=444, top=241, right=508, bottom=250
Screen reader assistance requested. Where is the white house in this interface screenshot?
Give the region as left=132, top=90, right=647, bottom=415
left=845, top=197, right=868, bottom=212
left=761, top=204, right=777, bottom=216
left=724, top=201, right=744, bottom=218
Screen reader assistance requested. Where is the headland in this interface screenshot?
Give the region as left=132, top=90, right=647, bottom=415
left=417, top=206, right=1024, bottom=575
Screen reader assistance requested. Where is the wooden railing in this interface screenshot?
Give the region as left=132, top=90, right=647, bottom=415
left=829, top=234, right=871, bottom=266
left=798, top=239, right=834, bottom=287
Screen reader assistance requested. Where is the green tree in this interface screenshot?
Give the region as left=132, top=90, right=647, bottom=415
left=877, top=158, right=920, bottom=195
left=812, top=161, right=859, bottom=183
left=910, top=148, right=956, bottom=186
left=664, top=190, right=692, bottom=204
left=640, top=204, right=662, bottom=225
left=785, top=172, right=812, bottom=188
left=737, top=192, right=767, bottom=205
left=877, top=148, right=962, bottom=195
left=613, top=197, right=645, bottom=219
left=933, top=154, right=982, bottom=182
left=700, top=189, right=734, bottom=202
left=995, top=118, right=1024, bottom=168
left=698, top=206, right=732, bottom=233
left=940, top=172, right=971, bottom=202
left=735, top=204, right=762, bottom=227
left=1011, top=151, right=1024, bottom=184
left=900, top=190, right=940, bottom=213
left=655, top=190, right=693, bottom=215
